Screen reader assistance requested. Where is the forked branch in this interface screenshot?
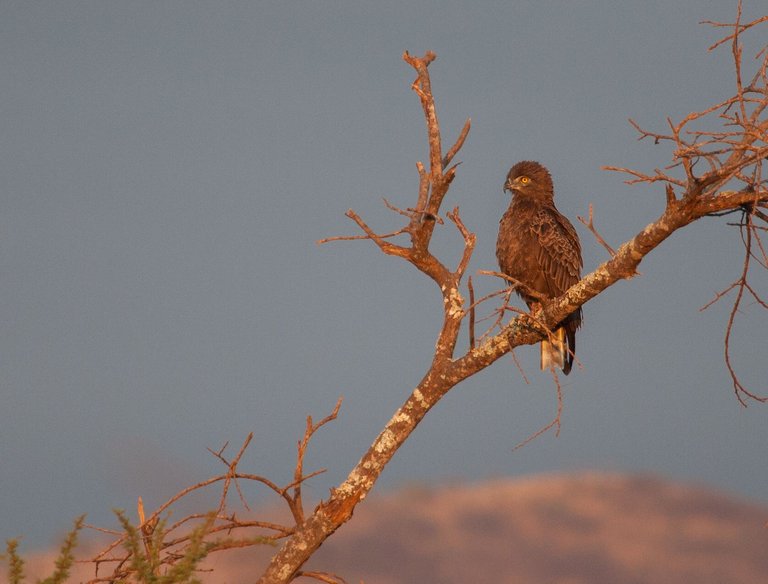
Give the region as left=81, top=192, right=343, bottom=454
left=273, top=18, right=768, bottom=579
left=83, top=401, right=344, bottom=583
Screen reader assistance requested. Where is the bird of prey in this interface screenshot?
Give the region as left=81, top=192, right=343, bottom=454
left=496, top=160, right=583, bottom=374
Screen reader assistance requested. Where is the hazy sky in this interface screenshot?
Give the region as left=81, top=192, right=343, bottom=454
left=2, top=1, right=766, bottom=547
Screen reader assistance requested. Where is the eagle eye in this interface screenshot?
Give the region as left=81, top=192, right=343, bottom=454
left=519, top=176, right=531, bottom=184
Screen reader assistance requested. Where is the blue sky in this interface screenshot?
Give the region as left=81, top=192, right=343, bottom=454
left=1, top=1, right=766, bottom=547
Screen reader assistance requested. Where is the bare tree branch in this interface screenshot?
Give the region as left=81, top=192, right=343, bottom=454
left=257, top=19, right=768, bottom=577
left=83, top=401, right=344, bottom=582
left=251, top=13, right=768, bottom=578
left=73, top=9, right=768, bottom=582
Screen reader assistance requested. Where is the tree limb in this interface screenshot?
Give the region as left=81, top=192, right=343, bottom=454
left=256, top=13, right=768, bottom=580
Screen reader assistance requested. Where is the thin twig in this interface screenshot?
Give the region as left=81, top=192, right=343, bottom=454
left=511, top=367, right=563, bottom=451
left=292, top=397, right=343, bottom=523
left=442, top=117, right=471, bottom=168
left=317, top=227, right=409, bottom=245
left=509, top=349, right=530, bottom=385
left=468, top=275, right=476, bottom=350
left=446, top=206, right=476, bottom=279
left=476, top=269, right=550, bottom=303
left=577, top=203, right=617, bottom=257
left=85, top=400, right=346, bottom=583
left=296, top=571, right=349, bottom=584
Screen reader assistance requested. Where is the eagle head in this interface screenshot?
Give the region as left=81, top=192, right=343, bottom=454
left=503, top=160, right=554, bottom=199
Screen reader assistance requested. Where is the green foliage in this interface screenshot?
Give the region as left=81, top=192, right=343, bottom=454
left=3, top=539, right=25, bottom=584
left=4, top=508, right=274, bottom=584
left=114, top=510, right=216, bottom=584
left=3, top=515, right=84, bottom=584
left=115, top=510, right=158, bottom=583
left=39, top=515, right=84, bottom=584
left=158, top=515, right=215, bottom=584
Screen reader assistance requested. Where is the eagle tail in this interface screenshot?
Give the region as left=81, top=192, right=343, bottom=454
left=541, top=327, right=570, bottom=374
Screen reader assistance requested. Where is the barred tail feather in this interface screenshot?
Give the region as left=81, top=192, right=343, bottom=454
left=540, top=327, right=568, bottom=374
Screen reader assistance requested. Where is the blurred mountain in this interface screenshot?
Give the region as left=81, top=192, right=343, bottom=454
left=13, top=473, right=768, bottom=583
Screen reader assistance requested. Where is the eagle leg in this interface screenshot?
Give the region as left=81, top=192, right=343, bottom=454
left=541, top=327, right=567, bottom=373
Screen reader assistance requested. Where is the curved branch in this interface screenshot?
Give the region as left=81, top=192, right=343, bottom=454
left=257, top=15, right=768, bottom=580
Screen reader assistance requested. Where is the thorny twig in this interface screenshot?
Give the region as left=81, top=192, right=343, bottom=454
left=602, top=5, right=768, bottom=403
left=82, top=400, right=345, bottom=582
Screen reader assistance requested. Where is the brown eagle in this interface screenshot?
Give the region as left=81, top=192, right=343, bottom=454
left=496, top=161, right=582, bottom=374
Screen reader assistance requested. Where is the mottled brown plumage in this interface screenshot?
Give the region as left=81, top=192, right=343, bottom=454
left=496, top=161, right=582, bottom=374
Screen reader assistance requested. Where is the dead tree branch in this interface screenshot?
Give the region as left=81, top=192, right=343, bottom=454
left=259, top=11, right=768, bottom=579
left=601, top=3, right=768, bottom=404
left=83, top=401, right=343, bottom=583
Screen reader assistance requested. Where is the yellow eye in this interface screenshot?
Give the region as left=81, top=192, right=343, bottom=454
left=519, top=176, right=530, bottom=184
